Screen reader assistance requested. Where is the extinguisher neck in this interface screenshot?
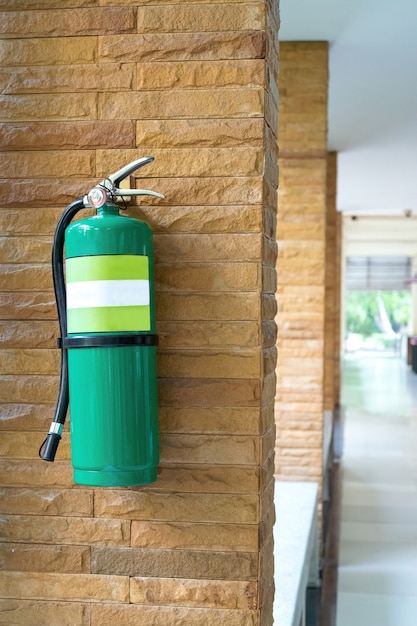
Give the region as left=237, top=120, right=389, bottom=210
left=97, top=204, right=119, bottom=216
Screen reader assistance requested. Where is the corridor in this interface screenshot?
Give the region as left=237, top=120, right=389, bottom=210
left=336, top=353, right=417, bottom=625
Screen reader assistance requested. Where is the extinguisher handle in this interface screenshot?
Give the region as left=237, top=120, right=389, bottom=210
left=107, top=156, right=155, bottom=187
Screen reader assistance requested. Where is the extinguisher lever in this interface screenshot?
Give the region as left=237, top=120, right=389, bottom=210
left=108, top=156, right=155, bottom=187
left=86, top=157, right=164, bottom=208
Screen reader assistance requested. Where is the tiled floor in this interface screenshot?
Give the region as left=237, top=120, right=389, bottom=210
left=336, top=353, right=417, bottom=626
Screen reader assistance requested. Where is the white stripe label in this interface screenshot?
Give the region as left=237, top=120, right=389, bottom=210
left=67, top=280, right=150, bottom=309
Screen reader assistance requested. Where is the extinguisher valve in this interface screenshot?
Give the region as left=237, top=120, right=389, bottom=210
left=39, top=422, right=64, bottom=462
left=84, top=157, right=164, bottom=208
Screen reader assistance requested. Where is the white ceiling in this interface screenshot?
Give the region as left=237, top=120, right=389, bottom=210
left=279, top=0, right=417, bottom=216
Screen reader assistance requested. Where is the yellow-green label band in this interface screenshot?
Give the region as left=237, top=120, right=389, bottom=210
left=66, top=255, right=151, bottom=333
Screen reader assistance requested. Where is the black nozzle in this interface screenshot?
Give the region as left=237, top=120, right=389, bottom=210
left=40, top=433, right=61, bottom=462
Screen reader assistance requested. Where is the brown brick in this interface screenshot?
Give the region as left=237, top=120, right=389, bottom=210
left=0, top=430, right=68, bottom=458
left=0, top=121, right=135, bottom=150
left=130, top=520, right=258, bottom=552
left=0, top=514, right=130, bottom=546
left=158, top=321, right=260, bottom=349
left=135, top=176, right=263, bottom=206
left=0, top=571, right=129, bottom=603
left=0, top=37, right=97, bottom=66
left=130, top=576, right=258, bottom=610
left=137, top=60, right=264, bottom=90
left=1, top=63, right=135, bottom=94
left=0, top=348, right=60, bottom=376
left=160, top=433, right=259, bottom=464
left=153, top=233, right=262, bottom=263
left=0, top=8, right=135, bottom=38
left=1, top=177, right=97, bottom=207
left=155, top=262, right=260, bottom=292
left=98, top=148, right=263, bottom=178
left=0, top=237, right=52, bottom=263
left=0, top=150, right=95, bottom=178
left=1, top=94, right=97, bottom=122
left=0, top=292, right=56, bottom=320
left=99, top=31, right=265, bottom=63
left=0, top=487, right=92, bottom=516
left=90, top=604, right=258, bottom=626
left=149, top=465, right=259, bottom=494
left=0, top=403, right=53, bottom=431
left=0, top=599, right=89, bottom=626
left=158, top=377, right=261, bottom=408
left=94, top=490, right=258, bottom=524
left=158, top=406, right=259, bottom=435
left=0, top=375, right=58, bottom=404
left=158, top=349, right=260, bottom=379
left=0, top=543, right=90, bottom=573
left=136, top=119, right=263, bottom=148
left=0, top=459, right=73, bottom=489
left=99, top=89, right=263, bottom=120
left=91, top=546, right=257, bottom=580
left=156, top=292, right=260, bottom=321
left=0, top=264, right=52, bottom=291
left=137, top=3, right=264, bottom=33
left=0, top=321, right=58, bottom=348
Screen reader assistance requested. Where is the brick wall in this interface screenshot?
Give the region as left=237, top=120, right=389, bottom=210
left=0, top=2, right=279, bottom=625
left=275, top=42, right=329, bottom=485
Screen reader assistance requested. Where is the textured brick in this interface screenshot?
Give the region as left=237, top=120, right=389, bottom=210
left=0, top=430, right=68, bottom=457
left=0, top=487, right=92, bottom=516
left=99, top=31, right=265, bottom=63
left=130, top=576, right=258, bottom=609
left=160, top=433, right=259, bottom=464
left=137, top=3, right=264, bottom=33
left=91, top=546, right=258, bottom=580
left=158, top=377, right=261, bottom=408
left=0, top=292, right=56, bottom=320
left=0, top=321, right=58, bottom=348
left=98, top=148, right=263, bottom=178
left=153, top=233, right=262, bottom=263
left=1, top=177, right=97, bottom=207
left=0, top=459, right=73, bottom=489
left=99, top=89, right=263, bottom=120
left=156, top=292, right=260, bottom=321
left=0, top=151, right=95, bottom=178
left=1, top=63, right=135, bottom=94
left=0, top=375, right=58, bottom=404
left=90, top=604, right=258, bottom=626
left=0, top=8, right=135, bottom=38
left=0, top=37, right=97, bottom=66
left=147, top=465, right=259, bottom=495
left=0, top=599, right=89, bottom=626
left=0, top=571, right=129, bottom=603
left=158, top=349, right=260, bottom=379
left=0, top=236, right=52, bottom=263
left=0, top=121, right=135, bottom=150
left=0, top=543, right=90, bottom=573
left=134, top=176, right=263, bottom=206
left=157, top=321, right=260, bottom=349
left=137, top=60, right=264, bottom=90
left=130, top=520, right=258, bottom=552
left=155, top=263, right=260, bottom=292
left=0, top=514, right=130, bottom=546
left=158, top=406, right=259, bottom=435
left=0, top=403, right=53, bottom=431
left=136, top=119, right=263, bottom=148
left=94, top=490, right=258, bottom=524
left=0, top=94, right=97, bottom=122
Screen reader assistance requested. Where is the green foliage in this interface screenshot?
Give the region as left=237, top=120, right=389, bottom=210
left=346, top=290, right=411, bottom=337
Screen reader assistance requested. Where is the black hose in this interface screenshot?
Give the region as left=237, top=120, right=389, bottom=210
left=40, top=197, right=86, bottom=462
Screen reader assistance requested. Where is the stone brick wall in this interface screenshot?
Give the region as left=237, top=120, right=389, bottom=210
left=275, top=42, right=329, bottom=485
left=0, top=2, right=278, bottom=625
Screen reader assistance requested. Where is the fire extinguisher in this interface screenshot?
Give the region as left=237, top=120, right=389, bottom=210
left=39, top=157, right=164, bottom=487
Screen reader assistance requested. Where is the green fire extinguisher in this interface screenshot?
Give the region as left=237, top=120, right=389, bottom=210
left=39, top=157, right=164, bottom=487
